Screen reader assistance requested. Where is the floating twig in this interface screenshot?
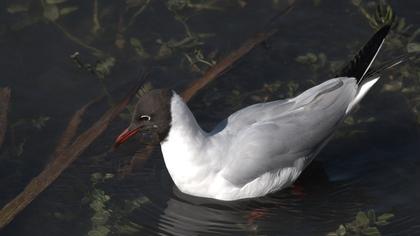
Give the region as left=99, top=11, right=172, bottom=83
left=125, top=0, right=151, bottom=31
left=180, top=1, right=295, bottom=101
left=0, top=87, right=11, bottom=148
left=52, top=97, right=101, bottom=158
left=53, top=21, right=104, bottom=56
left=181, top=29, right=277, bottom=101
left=92, top=0, right=101, bottom=34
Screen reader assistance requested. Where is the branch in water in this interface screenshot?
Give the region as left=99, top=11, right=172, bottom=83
left=92, top=0, right=101, bottom=34
left=180, top=2, right=295, bottom=101
left=180, top=30, right=277, bottom=102
left=0, top=87, right=11, bottom=148
left=53, top=21, right=104, bottom=56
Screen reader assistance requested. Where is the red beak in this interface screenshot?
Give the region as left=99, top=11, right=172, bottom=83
left=114, top=127, right=140, bottom=148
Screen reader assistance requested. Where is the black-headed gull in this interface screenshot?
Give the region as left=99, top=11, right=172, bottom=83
left=115, top=25, right=394, bottom=201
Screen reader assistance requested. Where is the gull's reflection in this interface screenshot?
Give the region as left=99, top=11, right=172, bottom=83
left=158, top=189, right=251, bottom=235
left=154, top=162, right=332, bottom=236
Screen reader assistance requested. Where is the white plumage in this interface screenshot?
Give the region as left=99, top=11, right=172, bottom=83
left=161, top=77, right=378, bottom=200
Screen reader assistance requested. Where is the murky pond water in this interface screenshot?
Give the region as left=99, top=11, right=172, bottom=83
left=1, top=0, right=420, bottom=235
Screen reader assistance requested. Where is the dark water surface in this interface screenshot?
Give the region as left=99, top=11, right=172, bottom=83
left=1, top=0, right=420, bottom=235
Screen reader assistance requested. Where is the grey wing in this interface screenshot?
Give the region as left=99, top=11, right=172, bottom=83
left=210, top=98, right=294, bottom=135
left=212, top=78, right=356, bottom=136
left=220, top=77, right=358, bottom=186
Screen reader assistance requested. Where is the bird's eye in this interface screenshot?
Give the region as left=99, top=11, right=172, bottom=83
left=138, top=115, right=151, bottom=121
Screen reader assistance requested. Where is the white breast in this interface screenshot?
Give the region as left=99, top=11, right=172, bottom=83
left=160, top=93, right=216, bottom=196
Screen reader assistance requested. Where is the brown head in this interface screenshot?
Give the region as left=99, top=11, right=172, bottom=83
left=114, top=89, right=172, bottom=147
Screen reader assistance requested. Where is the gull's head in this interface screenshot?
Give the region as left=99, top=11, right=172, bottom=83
left=114, top=89, right=172, bottom=147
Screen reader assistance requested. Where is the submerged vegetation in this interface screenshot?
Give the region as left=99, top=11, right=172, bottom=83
left=0, top=0, right=419, bottom=235
left=327, top=210, right=394, bottom=236
left=85, top=173, right=147, bottom=236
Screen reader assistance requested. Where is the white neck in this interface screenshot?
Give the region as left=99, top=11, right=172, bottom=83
left=165, top=92, right=206, bottom=142
left=160, top=92, right=212, bottom=192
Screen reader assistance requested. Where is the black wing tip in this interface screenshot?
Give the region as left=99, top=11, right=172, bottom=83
left=376, top=24, right=391, bottom=39
left=337, top=24, right=391, bottom=82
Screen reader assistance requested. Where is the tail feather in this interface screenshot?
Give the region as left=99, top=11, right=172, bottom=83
left=346, top=76, right=380, bottom=114
left=340, top=25, right=392, bottom=113
left=337, top=25, right=391, bottom=83
left=365, top=52, right=417, bottom=78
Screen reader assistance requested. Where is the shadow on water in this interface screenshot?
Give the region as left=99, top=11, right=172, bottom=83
left=1, top=0, right=420, bottom=235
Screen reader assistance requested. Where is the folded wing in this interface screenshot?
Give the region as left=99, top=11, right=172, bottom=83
left=220, top=77, right=357, bottom=186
